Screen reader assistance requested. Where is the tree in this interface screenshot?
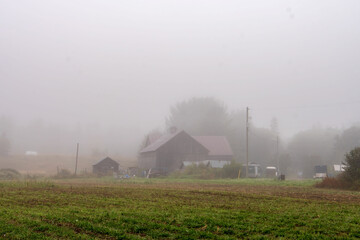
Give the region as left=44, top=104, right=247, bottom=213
left=166, top=97, right=230, bottom=136
left=287, top=127, right=339, bottom=178
left=343, top=147, right=360, bottom=183
left=165, top=97, right=284, bottom=166
left=334, top=126, right=360, bottom=164
left=227, top=110, right=247, bottom=162
left=138, top=128, right=163, bottom=154
left=270, top=117, right=279, bottom=135
left=0, top=133, right=10, bottom=156
left=249, top=127, right=277, bottom=167
left=228, top=111, right=282, bottom=165
left=279, top=153, right=292, bottom=175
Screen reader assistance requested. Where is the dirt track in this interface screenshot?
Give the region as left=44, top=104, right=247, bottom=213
left=54, top=180, right=360, bottom=204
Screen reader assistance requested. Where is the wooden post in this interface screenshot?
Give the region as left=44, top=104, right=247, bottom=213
left=277, top=135, right=279, bottom=176
left=246, top=107, right=249, bottom=178
left=75, top=143, right=79, bottom=176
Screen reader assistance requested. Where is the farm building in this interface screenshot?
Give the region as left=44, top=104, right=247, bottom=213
left=192, top=136, right=233, bottom=161
left=139, top=130, right=209, bottom=173
left=138, top=129, right=234, bottom=174
left=92, top=157, right=119, bottom=175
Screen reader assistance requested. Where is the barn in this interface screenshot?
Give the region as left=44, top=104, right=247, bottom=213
left=138, top=129, right=234, bottom=174
left=92, top=157, right=119, bottom=175
left=139, top=130, right=209, bottom=173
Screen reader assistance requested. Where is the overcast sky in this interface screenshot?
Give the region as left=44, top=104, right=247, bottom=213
left=1, top=0, right=360, bottom=155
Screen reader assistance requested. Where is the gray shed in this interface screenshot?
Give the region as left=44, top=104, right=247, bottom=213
left=93, top=157, right=119, bottom=175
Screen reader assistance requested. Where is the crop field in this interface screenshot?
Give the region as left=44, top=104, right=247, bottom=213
left=0, top=178, right=360, bottom=239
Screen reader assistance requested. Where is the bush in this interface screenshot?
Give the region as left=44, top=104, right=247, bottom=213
left=342, top=147, right=360, bottom=183
left=0, top=168, right=21, bottom=180
left=171, top=161, right=242, bottom=179
left=53, top=169, right=73, bottom=179
left=315, top=177, right=351, bottom=189
left=182, top=163, right=218, bottom=179
left=317, top=147, right=360, bottom=190
left=222, top=161, right=242, bottom=178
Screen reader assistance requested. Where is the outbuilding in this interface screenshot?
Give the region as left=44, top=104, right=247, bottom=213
left=92, top=157, right=119, bottom=175
left=139, top=129, right=235, bottom=174
left=139, top=130, right=209, bottom=174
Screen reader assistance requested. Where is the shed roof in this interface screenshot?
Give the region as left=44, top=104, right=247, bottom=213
left=192, top=136, right=233, bottom=156
left=93, top=157, right=119, bottom=166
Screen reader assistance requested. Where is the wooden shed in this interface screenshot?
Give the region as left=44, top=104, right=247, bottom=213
left=138, top=130, right=209, bottom=173
left=93, top=157, right=119, bottom=175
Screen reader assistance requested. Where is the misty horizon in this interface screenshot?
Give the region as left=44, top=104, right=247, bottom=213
left=1, top=0, right=360, bottom=157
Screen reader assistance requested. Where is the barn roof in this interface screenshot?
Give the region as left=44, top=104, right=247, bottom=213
left=145, top=132, right=163, bottom=147
left=140, top=130, right=234, bottom=156
left=93, top=157, right=119, bottom=166
left=192, top=136, right=233, bottom=156
left=140, top=130, right=182, bottom=153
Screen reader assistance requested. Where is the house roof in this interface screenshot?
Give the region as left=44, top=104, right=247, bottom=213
left=93, top=157, right=119, bottom=166
left=140, top=130, right=182, bottom=153
left=192, top=136, right=233, bottom=156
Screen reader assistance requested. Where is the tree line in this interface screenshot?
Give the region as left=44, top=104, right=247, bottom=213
left=143, top=97, right=360, bottom=178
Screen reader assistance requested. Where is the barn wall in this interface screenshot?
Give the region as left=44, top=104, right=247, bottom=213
left=92, top=159, right=119, bottom=174
left=157, top=132, right=208, bottom=172
left=138, top=152, right=157, bottom=170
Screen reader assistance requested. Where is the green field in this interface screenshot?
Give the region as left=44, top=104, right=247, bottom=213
left=0, top=178, right=360, bottom=239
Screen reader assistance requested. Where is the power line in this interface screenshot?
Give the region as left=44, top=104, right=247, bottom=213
left=245, top=100, right=360, bottom=111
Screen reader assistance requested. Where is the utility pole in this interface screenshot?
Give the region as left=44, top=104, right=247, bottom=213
left=276, top=135, right=279, bottom=176
left=74, top=143, right=79, bottom=176
left=246, top=107, right=249, bottom=178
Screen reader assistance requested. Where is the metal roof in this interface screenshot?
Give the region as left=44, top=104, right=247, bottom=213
left=93, top=156, right=119, bottom=166
left=145, top=132, right=163, bottom=146
left=192, top=136, right=233, bottom=156
left=140, top=131, right=233, bottom=157
left=140, top=130, right=182, bottom=153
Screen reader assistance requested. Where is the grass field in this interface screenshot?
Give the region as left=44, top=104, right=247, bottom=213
left=0, top=178, right=360, bottom=239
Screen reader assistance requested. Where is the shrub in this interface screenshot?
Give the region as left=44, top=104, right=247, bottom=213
left=182, top=163, right=217, bottom=179
left=222, top=161, right=242, bottom=178
left=315, top=177, right=350, bottom=189
left=0, top=168, right=21, bottom=180
left=317, top=147, right=360, bottom=190
left=169, top=163, right=219, bottom=179
left=171, top=161, right=242, bottom=179
left=342, top=147, right=360, bottom=183
left=53, top=169, right=73, bottom=179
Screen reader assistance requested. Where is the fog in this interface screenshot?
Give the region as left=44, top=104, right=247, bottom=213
left=1, top=0, right=360, bottom=159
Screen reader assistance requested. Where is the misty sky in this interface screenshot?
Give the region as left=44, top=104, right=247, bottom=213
left=1, top=0, right=360, bottom=156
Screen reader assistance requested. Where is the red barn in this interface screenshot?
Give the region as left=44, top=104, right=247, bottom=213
left=138, top=130, right=233, bottom=174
